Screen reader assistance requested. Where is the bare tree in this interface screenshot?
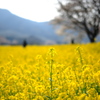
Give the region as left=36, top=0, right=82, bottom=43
left=52, top=0, right=100, bottom=43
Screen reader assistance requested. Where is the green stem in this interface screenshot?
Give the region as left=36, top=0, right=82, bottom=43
left=50, top=59, right=53, bottom=100
left=77, top=47, right=83, bottom=66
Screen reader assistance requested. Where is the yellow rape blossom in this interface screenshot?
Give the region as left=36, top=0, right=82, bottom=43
left=0, top=43, right=100, bottom=100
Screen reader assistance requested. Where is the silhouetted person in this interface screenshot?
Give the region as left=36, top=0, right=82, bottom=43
left=71, top=39, right=74, bottom=44
left=23, top=40, right=27, bottom=47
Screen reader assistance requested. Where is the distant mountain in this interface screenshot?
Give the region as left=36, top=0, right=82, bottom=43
left=0, top=9, right=64, bottom=45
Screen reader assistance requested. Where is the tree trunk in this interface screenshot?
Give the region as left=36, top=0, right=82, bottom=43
left=90, top=38, right=95, bottom=43
left=86, top=33, right=96, bottom=43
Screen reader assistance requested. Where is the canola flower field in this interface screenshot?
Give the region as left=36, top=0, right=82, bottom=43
left=0, top=43, right=100, bottom=100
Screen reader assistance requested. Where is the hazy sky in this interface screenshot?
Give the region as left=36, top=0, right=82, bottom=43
left=0, top=0, right=59, bottom=22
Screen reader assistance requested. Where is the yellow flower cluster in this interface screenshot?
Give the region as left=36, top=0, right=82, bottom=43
left=0, top=43, right=100, bottom=100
